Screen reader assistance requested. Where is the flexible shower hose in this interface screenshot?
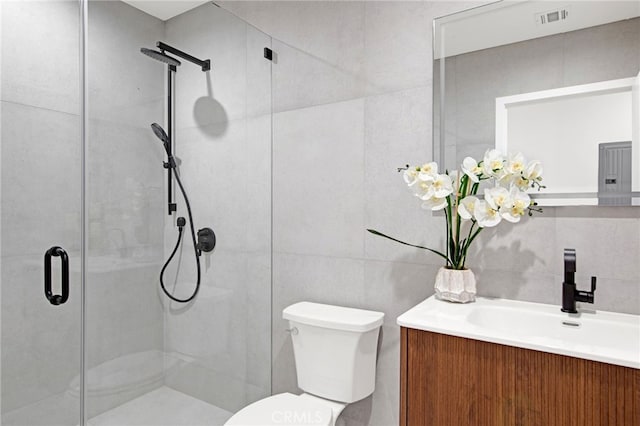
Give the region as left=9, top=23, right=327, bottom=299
left=159, top=166, right=201, bottom=303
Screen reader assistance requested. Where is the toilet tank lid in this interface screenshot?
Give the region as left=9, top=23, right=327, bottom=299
left=283, top=302, right=384, bottom=332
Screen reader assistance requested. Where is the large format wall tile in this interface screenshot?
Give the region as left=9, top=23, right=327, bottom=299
left=575, top=275, right=640, bottom=315
left=363, top=1, right=433, bottom=94
left=1, top=102, right=81, bottom=256
left=166, top=3, right=257, bottom=128
left=470, top=212, right=557, bottom=275
left=272, top=39, right=369, bottom=114
left=0, top=0, right=80, bottom=114
left=88, top=0, right=165, bottom=128
left=220, top=1, right=366, bottom=80
left=364, top=87, right=439, bottom=264
left=554, top=216, right=640, bottom=282
left=273, top=99, right=365, bottom=258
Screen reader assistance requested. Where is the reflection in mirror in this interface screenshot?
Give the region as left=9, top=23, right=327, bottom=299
left=496, top=75, right=639, bottom=205
left=434, top=1, right=640, bottom=206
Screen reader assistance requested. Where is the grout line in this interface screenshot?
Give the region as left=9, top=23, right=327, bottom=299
left=0, top=99, right=79, bottom=117
left=271, top=83, right=433, bottom=117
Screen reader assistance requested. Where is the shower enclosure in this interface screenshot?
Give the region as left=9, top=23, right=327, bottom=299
left=1, top=1, right=272, bottom=424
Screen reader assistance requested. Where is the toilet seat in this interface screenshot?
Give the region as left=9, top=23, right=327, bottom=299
left=224, top=393, right=332, bottom=426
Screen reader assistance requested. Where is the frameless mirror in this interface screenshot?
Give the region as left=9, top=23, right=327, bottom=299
left=433, top=1, right=640, bottom=206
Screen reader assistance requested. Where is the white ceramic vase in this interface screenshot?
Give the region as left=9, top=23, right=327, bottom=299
left=434, top=267, right=476, bottom=303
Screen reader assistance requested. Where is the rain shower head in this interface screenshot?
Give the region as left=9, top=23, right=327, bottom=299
left=151, top=123, right=170, bottom=155
left=142, top=42, right=210, bottom=72
left=140, top=48, right=181, bottom=67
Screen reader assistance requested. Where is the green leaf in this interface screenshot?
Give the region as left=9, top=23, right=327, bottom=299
left=366, top=229, right=451, bottom=263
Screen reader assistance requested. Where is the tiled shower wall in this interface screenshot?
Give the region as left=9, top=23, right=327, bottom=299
left=219, top=2, right=640, bottom=426
left=162, top=3, right=272, bottom=414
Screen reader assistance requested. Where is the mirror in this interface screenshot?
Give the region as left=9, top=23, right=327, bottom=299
left=433, top=1, right=640, bottom=206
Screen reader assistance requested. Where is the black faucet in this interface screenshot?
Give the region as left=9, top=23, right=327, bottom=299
left=561, top=248, right=597, bottom=313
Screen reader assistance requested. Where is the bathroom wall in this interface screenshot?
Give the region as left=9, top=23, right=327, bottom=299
left=219, top=2, right=640, bottom=426
left=162, top=3, right=272, bottom=414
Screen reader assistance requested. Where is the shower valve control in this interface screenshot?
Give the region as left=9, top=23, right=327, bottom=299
left=197, top=227, right=216, bottom=254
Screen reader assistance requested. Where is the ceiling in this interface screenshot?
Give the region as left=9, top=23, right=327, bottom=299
left=435, top=1, right=640, bottom=59
left=121, top=0, right=210, bottom=21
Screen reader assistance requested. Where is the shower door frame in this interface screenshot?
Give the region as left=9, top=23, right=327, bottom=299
left=79, top=0, right=88, bottom=424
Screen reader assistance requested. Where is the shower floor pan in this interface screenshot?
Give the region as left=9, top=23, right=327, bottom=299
left=89, top=386, right=233, bottom=426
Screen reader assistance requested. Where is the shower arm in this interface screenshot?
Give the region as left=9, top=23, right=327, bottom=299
left=157, top=42, right=210, bottom=72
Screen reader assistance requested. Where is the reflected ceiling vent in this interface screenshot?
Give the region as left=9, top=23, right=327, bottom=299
left=535, top=7, right=570, bottom=25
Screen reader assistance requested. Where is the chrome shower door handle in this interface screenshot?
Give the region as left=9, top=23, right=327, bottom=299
left=44, top=246, right=69, bottom=305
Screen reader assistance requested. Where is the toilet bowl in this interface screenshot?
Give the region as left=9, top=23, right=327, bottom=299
left=225, top=393, right=342, bottom=426
left=225, top=302, right=384, bottom=426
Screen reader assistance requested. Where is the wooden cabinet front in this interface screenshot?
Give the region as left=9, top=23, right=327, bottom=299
left=400, top=327, right=640, bottom=426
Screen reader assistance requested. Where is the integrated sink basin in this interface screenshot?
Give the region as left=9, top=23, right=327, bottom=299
left=397, top=295, right=640, bottom=369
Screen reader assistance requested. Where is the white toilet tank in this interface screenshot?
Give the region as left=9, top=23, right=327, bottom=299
left=283, top=302, right=384, bottom=403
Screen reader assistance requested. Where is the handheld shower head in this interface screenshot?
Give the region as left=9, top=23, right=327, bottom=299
left=150, top=123, right=170, bottom=155
left=140, top=48, right=181, bottom=67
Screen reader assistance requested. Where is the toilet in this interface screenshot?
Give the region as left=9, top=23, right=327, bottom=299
left=225, top=301, right=384, bottom=426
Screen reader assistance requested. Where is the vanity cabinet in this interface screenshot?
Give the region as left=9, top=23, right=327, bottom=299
left=400, top=327, right=640, bottom=425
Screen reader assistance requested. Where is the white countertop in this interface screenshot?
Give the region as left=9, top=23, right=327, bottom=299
left=397, top=295, right=640, bottom=369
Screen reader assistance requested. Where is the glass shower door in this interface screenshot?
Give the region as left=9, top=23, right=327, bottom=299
left=1, top=1, right=83, bottom=425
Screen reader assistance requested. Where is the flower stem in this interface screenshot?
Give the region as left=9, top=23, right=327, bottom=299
left=461, top=224, right=482, bottom=269
left=445, top=196, right=453, bottom=268
left=454, top=175, right=469, bottom=267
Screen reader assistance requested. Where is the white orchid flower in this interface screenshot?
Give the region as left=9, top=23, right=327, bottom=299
left=484, top=186, right=510, bottom=211
left=505, top=152, right=526, bottom=175
left=458, top=196, right=478, bottom=220
left=411, top=179, right=435, bottom=200
left=461, top=157, right=483, bottom=183
left=501, top=187, right=531, bottom=223
left=418, top=162, right=438, bottom=182
left=513, top=175, right=530, bottom=191
left=422, top=196, right=448, bottom=211
left=526, top=160, right=543, bottom=182
left=482, top=149, right=505, bottom=177
left=474, top=199, right=502, bottom=228
left=432, top=173, right=454, bottom=198
left=500, top=152, right=526, bottom=186
left=403, top=167, right=420, bottom=186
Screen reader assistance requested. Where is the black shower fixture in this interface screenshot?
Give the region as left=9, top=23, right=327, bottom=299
left=140, top=42, right=210, bottom=72
left=150, top=122, right=170, bottom=155
left=141, top=41, right=211, bottom=215
left=142, top=43, right=214, bottom=304
left=140, top=47, right=181, bottom=67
